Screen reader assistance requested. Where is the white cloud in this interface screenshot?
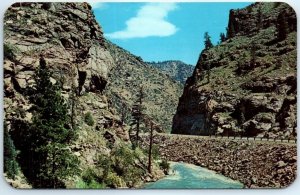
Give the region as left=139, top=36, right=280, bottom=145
left=89, top=1, right=105, bottom=9
left=106, top=3, right=178, bottom=39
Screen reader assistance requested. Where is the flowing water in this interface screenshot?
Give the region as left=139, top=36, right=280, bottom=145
left=144, top=162, right=243, bottom=189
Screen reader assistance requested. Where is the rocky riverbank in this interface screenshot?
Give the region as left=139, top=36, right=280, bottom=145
left=141, top=134, right=297, bottom=188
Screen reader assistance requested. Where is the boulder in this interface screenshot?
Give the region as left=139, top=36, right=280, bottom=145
left=276, top=161, right=287, bottom=168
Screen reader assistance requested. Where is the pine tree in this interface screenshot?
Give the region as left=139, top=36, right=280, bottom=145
left=277, top=10, right=288, bottom=41
left=25, top=57, right=79, bottom=188
left=219, top=32, right=226, bottom=43
left=204, top=32, right=213, bottom=50
left=4, top=123, right=19, bottom=179
left=257, top=6, right=262, bottom=31
left=130, top=86, right=145, bottom=148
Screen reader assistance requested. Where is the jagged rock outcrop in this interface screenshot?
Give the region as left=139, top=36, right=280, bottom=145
left=4, top=3, right=114, bottom=96
left=4, top=2, right=126, bottom=141
left=147, top=60, right=194, bottom=84
left=3, top=1, right=122, bottom=172
left=3, top=2, right=164, bottom=188
left=172, top=2, right=297, bottom=139
left=105, top=41, right=183, bottom=132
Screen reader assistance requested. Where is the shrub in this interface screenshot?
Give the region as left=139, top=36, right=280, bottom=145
left=105, top=172, right=124, bottom=188
left=94, top=144, right=146, bottom=188
left=84, top=112, right=94, bottom=126
left=82, top=168, right=98, bottom=184
left=76, top=179, right=105, bottom=189
left=79, top=167, right=107, bottom=189
left=159, top=159, right=170, bottom=175
left=4, top=43, right=19, bottom=61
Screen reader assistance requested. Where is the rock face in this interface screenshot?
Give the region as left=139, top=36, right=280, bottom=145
left=3, top=2, right=164, bottom=187
left=4, top=1, right=129, bottom=139
left=3, top=1, right=122, bottom=170
left=147, top=60, right=194, bottom=84
left=105, top=41, right=183, bottom=132
left=4, top=2, right=114, bottom=96
left=172, top=2, right=297, bottom=139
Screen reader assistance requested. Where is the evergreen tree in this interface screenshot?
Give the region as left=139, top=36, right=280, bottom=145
left=204, top=32, right=213, bottom=50
left=277, top=10, right=288, bottom=41
left=219, top=32, right=226, bottom=43
left=25, top=57, right=79, bottom=188
left=257, top=6, right=262, bottom=31
left=4, top=123, right=19, bottom=179
left=130, top=86, right=145, bottom=148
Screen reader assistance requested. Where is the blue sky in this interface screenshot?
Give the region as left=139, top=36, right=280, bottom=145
left=91, top=2, right=252, bottom=65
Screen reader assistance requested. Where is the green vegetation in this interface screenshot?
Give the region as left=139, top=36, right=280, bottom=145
left=84, top=111, right=94, bottom=126
left=277, top=10, right=288, bottom=41
left=76, top=168, right=106, bottom=189
left=147, top=60, right=194, bottom=85
left=257, top=6, right=262, bottom=31
left=105, top=40, right=183, bottom=133
left=152, top=145, right=160, bottom=160
left=159, top=160, right=170, bottom=175
left=220, top=32, right=226, bottom=43
left=17, top=57, right=79, bottom=188
left=196, top=23, right=296, bottom=97
left=4, top=124, right=19, bottom=179
left=83, top=144, right=147, bottom=188
left=250, top=41, right=257, bottom=69
left=131, top=86, right=145, bottom=148
left=204, top=32, right=213, bottom=50
left=75, top=179, right=106, bottom=189
left=4, top=43, right=19, bottom=61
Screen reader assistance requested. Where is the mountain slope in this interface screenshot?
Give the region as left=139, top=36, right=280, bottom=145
left=172, top=2, right=296, bottom=139
left=147, top=60, right=194, bottom=84
left=3, top=2, right=163, bottom=188
left=105, top=41, right=183, bottom=132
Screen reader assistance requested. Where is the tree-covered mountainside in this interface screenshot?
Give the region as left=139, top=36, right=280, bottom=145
left=172, top=2, right=297, bottom=140
left=105, top=41, right=183, bottom=132
left=147, top=60, right=194, bottom=84
left=3, top=2, right=165, bottom=188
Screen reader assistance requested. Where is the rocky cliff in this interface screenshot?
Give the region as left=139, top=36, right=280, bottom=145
left=172, top=2, right=297, bottom=140
left=4, top=2, right=163, bottom=188
left=105, top=41, right=183, bottom=132
left=147, top=60, right=194, bottom=84
left=4, top=1, right=121, bottom=148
